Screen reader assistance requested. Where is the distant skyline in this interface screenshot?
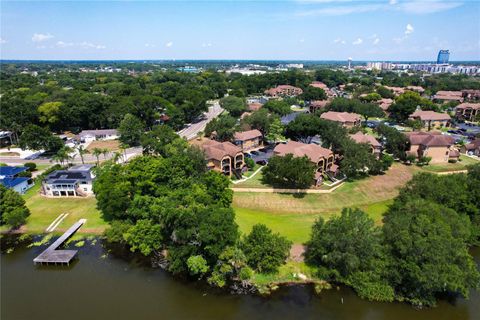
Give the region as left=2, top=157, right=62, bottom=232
left=1, top=0, right=479, bottom=61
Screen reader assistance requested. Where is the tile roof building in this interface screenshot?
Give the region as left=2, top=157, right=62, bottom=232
left=408, top=110, right=451, bottom=129
left=349, top=132, right=382, bottom=158
left=264, top=85, right=303, bottom=98
left=433, top=91, right=464, bottom=102
left=309, top=100, right=329, bottom=113
left=462, top=139, right=480, bottom=156
left=320, top=111, right=362, bottom=128
left=455, top=103, right=480, bottom=122
left=406, top=132, right=459, bottom=163
left=274, top=141, right=335, bottom=174
left=378, top=98, right=394, bottom=112
left=233, top=129, right=263, bottom=153
left=247, top=102, right=263, bottom=112
left=197, top=139, right=244, bottom=177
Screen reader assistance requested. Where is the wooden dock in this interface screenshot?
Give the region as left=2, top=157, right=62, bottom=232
left=33, top=219, right=86, bottom=265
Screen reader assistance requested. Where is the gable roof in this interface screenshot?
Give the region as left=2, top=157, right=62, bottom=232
left=466, top=139, right=480, bottom=150
left=349, top=132, right=381, bottom=148
left=378, top=98, right=393, bottom=111
left=78, top=129, right=118, bottom=137
left=310, top=81, right=329, bottom=89
left=409, top=110, right=451, bottom=121
left=273, top=141, right=333, bottom=163
left=320, top=111, right=361, bottom=123
left=0, top=166, right=28, bottom=178
left=456, top=103, right=480, bottom=111
left=201, top=139, right=242, bottom=161
left=0, top=177, right=29, bottom=188
left=248, top=102, right=263, bottom=111
left=234, top=129, right=262, bottom=141
left=406, top=132, right=455, bottom=147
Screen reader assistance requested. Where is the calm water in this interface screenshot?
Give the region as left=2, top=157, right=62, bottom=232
left=1, top=237, right=479, bottom=320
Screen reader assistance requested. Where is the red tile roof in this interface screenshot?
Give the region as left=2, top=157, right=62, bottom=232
left=406, top=132, right=455, bottom=147
left=248, top=102, right=263, bottom=111
left=274, top=141, right=333, bottom=163
left=201, top=139, right=242, bottom=161
left=320, top=111, right=361, bottom=123
left=409, top=110, right=451, bottom=121
left=234, top=129, right=262, bottom=141
left=349, top=132, right=381, bottom=148
left=310, top=81, right=329, bottom=90
left=456, top=103, right=480, bottom=111
left=434, top=91, right=464, bottom=101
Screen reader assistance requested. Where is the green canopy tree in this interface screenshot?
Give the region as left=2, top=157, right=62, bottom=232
left=0, top=185, right=30, bottom=228
left=263, top=154, right=315, bottom=189
left=118, top=113, right=146, bottom=147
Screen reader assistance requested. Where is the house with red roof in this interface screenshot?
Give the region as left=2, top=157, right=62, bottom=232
left=233, top=129, right=263, bottom=153
left=195, top=139, right=244, bottom=177
left=264, top=85, right=303, bottom=98
left=455, top=103, right=480, bottom=122
left=320, top=111, right=362, bottom=128
left=408, top=110, right=451, bottom=130
left=349, top=132, right=382, bottom=158
left=406, top=132, right=459, bottom=163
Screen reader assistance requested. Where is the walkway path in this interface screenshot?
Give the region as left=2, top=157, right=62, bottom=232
left=231, top=166, right=264, bottom=185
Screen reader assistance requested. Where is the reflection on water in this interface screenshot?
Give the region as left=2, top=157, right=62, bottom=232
left=1, top=237, right=479, bottom=320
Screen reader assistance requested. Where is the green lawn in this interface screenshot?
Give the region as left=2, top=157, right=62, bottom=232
left=22, top=184, right=107, bottom=234
left=420, top=155, right=479, bottom=173
left=234, top=199, right=392, bottom=244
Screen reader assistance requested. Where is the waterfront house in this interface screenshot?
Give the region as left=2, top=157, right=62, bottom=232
left=0, top=166, right=34, bottom=194
left=406, top=132, right=459, bottom=163
left=233, top=129, right=263, bottom=153
left=42, top=164, right=95, bottom=197
left=320, top=111, right=362, bottom=128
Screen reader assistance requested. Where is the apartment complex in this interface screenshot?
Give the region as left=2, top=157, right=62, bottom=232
left=406, top=132, right=459, bottom=163
left=320, top=111, right=362, bottom=128
left=349, top=132, right=382, bottom=158
left=455, top=103, right=480, bottom=122
left=433, top=91, right=464, bottom=102
left=264, top=85, right=303, bottom=98
left=198, top=139, right=245, bottom=177
left=233, top=129, right=263, bottom=153
left=408, top=110, right=451, bottom=129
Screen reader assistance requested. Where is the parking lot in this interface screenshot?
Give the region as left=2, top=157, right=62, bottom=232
left=245, top=146, right=275, bottom=165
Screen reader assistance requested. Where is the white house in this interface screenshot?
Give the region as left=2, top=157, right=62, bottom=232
left=77, top=129, right=119, bottom=143
left=42, top=164, right=95, bottom=197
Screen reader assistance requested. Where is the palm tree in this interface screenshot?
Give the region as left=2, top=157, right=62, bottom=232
left=76, top=145, right=90, bottom=164
left=92, top=147, right=103, bottom=165
left=101, top=148, right=110, bottom=160
left=112, top=151, right=122, bottom=163
left=51, top=146, right=73, bottom=167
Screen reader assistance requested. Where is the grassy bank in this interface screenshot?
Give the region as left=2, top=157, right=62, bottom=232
left=419, top=155, right=479, bottom=173
left=234, top=200, right=392, bottom=244
left=22, top=184, right=107, bottom=234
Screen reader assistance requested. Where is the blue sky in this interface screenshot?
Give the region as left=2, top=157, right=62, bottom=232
left=1, top=0, right=479, bottom=61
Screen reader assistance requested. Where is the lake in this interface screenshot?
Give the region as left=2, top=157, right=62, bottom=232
left=1, top=236, right=479, bottom=320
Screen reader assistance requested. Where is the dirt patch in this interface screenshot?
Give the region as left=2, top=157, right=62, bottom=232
left=0, top=152, right=20, bottom=156
left=86, top=140, right=120, bottom=152
left=289, top=244, right=305, bottom=262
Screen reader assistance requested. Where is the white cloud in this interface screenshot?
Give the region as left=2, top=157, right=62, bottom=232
left=56, top=40, right=105, bottom=49
left=352, top=38, right=363, bottom=45
left=201, top=42, right=212, bottom=47
left=145, top=43, right=156, bottom=48
left=0, top=38, right=6, bottom=44
left=296, top=4, right=382, bottom=16
left=295, top=0, right=462, bottom=17
left=299, top=39, right=305, bottom=43
left=399, top=0, right=462, bottom=14
left=334, top=38, right=346, bottom=45
left=165, top=41, right=173, bottom=47
left=405, top=23, right=414, bottom=35
left=373, top=38, right=380, bottom=45
left=32, top=33, right=54, bottom=42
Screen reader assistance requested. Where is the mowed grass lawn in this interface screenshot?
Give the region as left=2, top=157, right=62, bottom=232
left=22, top=184, right=107, bottom=234
left=420, top=155, right=479, bottom=173
left=234, top=200, right=392, bottom=244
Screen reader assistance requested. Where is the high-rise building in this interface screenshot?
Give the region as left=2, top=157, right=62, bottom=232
left=437, top=50, right=450, bottom=64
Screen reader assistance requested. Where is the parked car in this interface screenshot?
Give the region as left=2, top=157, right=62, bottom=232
left=256, top=159, right=268, bottom=165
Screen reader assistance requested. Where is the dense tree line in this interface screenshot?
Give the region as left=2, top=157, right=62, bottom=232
left=306, top=164, right=480, bottom=306
left=95, top=128, right=291, bottom=287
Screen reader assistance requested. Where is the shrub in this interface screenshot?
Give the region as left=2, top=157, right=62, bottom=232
left=24, top=162, right=37, bottom=171
left=245, top=157, right=255, bottom=169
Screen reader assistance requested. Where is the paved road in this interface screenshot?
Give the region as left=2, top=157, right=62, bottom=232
left=177, top=102, right=224, bottom=140
left=0, top=147, right=142, bottom=166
